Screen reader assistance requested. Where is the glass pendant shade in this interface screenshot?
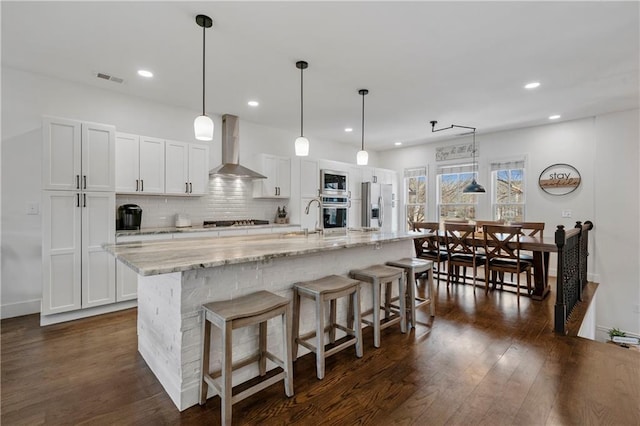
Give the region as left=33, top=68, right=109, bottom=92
left=295, top=136, right=309, bottom=156
left=356, top=149, right=369, bottom=165
left=194, top=115, right=214, bottom=141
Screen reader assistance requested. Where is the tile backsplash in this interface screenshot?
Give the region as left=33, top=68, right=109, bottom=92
left=117, top=177, right=284, bottom=228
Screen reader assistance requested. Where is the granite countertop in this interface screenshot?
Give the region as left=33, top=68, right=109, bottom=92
left=105, top=230, right=424, bottom=276
left=116, top=223, right=300, bottom=237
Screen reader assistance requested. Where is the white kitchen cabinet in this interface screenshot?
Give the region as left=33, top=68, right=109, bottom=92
left=42, top=191, right=115, bottom=315
left=43, top=117, right=115, bottom=192
left=300, top=158, right=319, bottom=198
left=116, top=259, right=138, bottom=302
left=347, top=166, right=363, bottom=200
left=253, top=154, right=291, bottom=198
left=165, top=141, right=209, bottom=196
left=348, top=199, right=362, bottom=229
left=115, top=133, right=165, bottom=194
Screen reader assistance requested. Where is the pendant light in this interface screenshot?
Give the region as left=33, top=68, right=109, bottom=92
left=194, top=14, right=214, bottom=141
left=356, top=89, right=369, bottom=165
left=430, top=120, right=485, bottom=193
left=294, top=61, right=309, bottom=156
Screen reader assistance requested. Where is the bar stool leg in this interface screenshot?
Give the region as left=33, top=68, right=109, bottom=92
left=428, top=268, right=435, bottom=317
left=315, top=297, right=326, bottom=379
left=353, top=287, right=363, bottom=357
left=292, top=288, right=300, bottom=360
left=221, top=321, right=233, bottom=426
left=373, top=280, right=381, bottom=348
left=407, top=271, right=417, bottom=329
left=329, top=299, right=337, bottom=344
left=199, top=313, right=211, bottom=405
left=399, top=275, right=407, bottom=334
left=259, top=321, right=267, bottom=376
left=384, top=282, right=392, bottom=320
left=282, top=305, right=294, bottom=397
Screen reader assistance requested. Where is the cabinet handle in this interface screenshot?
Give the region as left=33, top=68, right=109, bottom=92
left=141, top=180, right=144, bottom=192
left=76, top=193, right=80, bottom=207
left=185, top=182, right=189, bottom=193
left=76, top=175, right=80, bottom=189
left=136, top=179, right=139, bottom=191
left=189, top=182, right=193, bottom=193
left=83, top=193, right=87, bottom=208
left=83, top=175, right=87, bottom=189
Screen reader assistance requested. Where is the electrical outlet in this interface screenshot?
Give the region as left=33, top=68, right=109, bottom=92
left=26, top=203, right=39, bottom=215
left=562, top=210, right=572, bottom=218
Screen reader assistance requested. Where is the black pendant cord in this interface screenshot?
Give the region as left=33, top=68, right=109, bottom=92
left=202, top=24, right=206, bottom=116
left=300, top=66, right=304, bottom=137
left=361, top=93, right=365, bottom=151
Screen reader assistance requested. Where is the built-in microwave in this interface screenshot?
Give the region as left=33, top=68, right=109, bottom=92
left=320, top=169, right=349, bottom=195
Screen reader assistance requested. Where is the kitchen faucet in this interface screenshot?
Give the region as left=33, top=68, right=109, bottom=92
left=304, top=197, right=321, bottom=214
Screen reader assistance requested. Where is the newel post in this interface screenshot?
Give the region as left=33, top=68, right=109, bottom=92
left=554, top=225, right=567, bottom=334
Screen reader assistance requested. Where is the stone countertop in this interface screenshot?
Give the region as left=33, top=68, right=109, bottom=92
left=115, top=223, right=300, bottom=237
left=105, top=230, right=424, bottom=276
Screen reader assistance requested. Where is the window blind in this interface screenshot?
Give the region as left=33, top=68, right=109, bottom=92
left=436, top=163, right=474, bottom=175
left=404, top=166, right=427, bottom=178
left=490, top=158, right=525, bottom=171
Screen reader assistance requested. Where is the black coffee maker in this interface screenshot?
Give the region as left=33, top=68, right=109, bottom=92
left=117, top=204, right=142, bottom=230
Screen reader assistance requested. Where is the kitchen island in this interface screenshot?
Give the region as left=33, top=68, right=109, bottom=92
left=105, top=230, right=418, bottom=410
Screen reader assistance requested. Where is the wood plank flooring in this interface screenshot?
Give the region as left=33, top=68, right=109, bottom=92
left=2, top=279, right=639, bottom=425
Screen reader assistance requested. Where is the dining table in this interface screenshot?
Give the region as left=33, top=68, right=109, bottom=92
left=415, top=230, right=557, bottom=300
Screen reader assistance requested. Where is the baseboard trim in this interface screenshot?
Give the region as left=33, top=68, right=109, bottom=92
left=1, top=299, right=41, bottom=319
left=39, top=300, right=137, bottom=326
left=596, top=325, right=640, bottom=342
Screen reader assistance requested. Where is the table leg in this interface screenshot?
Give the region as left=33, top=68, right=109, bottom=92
left=531, top=251, right=551, bottom=300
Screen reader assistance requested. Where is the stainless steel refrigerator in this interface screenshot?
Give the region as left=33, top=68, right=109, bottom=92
left=361, top=182, right=393, bottom=231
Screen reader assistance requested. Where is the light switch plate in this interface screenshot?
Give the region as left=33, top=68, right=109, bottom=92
left=562, top=210, right=572, bottom=218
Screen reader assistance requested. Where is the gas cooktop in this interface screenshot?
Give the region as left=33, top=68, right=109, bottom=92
left=203, top=219, right=270, bottom=228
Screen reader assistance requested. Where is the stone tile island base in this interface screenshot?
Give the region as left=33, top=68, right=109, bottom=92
left=136, top=240, right=413, bottom=411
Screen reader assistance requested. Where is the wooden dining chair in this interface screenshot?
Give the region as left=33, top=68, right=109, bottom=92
left=482, top=224, right=532, bottom=301
left=443, top=223, right=484, bottom=291
left=474, top=220, right=503, bottom=233
left=510, top=221, right=545, bottom=280
left=411, top=222, right=448, bottom=281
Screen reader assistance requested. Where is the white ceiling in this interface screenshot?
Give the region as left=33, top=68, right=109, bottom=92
left=2, top=1, right=639, bottom=150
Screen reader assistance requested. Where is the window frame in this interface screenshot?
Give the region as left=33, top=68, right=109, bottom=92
left=436, top=163, right=479, bottom=224
left=491, top=160, right=526, bottom=222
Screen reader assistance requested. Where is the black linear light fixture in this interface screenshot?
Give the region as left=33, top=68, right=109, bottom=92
left=431, top=120, right=486, bottom=193
left=294, top=61, right=309, bottom=156
left=194, top=14, right=214, bottom=141
left=357, top=89, right=369, bottom=165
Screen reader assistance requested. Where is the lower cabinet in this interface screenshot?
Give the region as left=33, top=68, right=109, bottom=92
left=42, top=191, right=115, bottom=315
left=116, top=259, right=138, bottom=302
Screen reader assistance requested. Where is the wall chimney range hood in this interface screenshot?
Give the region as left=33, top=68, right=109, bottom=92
left=209, top=114, right=266, bottom=179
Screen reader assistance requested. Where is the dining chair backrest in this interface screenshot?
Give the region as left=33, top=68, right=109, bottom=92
left=444, top=223, right=476, bottom=256
left=411, top=221, right=440, bottom=254
left=475, top=220, right=503, bottom=233
left=511, top=221, right=544, bottom=238
left=482, top=224, right=523, bottom=261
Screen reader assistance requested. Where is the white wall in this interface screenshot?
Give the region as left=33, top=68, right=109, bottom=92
left=378, top=110, right=640, bottom=339
left=1, top=67, right=368, bottom=317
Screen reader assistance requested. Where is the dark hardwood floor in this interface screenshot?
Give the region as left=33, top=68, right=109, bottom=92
left=2, top=279, right=639, bottom=425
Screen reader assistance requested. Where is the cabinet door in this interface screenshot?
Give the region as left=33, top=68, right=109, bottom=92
left=42, top=117, right=81, bottom=191
left=300, top=158, right=319, bottom=198
left=348, top=199, right=362, bottom=228
left=115, top=133, right=140, bottom=193
left=188, top=144, right=209, bottom=195
left=82, top=122, right=115, bottom=191
left=139, top=136, right=165, bottom=194
left=253, top=154, right=277, bottom=198
left=276, top=156, right=291, bottom=198
left=81, top=192, right=116, bottom=308
left=347, top=166, right=363, bottom=199
left=165, top=141, right=189, bottom=195
left=116, top=259, right=138, bottom=302
left=361, top=167, right=375, bottom=184
left=42, top=191, right=81, bottom=314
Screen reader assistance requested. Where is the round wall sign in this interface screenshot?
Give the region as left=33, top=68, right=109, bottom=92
left=538, top=163, right=581, bottom=195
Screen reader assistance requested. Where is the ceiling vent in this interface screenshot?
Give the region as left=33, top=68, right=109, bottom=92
left=95, top=72, right=124, bottom=84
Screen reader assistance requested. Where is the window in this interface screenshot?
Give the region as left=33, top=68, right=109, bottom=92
left=491, top=159, right=525, bottom=222
left=437, top=163, right=478, bottom=224
left=404, top=167, right=427, bottom=230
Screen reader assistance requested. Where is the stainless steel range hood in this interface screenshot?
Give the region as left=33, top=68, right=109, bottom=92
left=209, top=114, right=266, bottom=179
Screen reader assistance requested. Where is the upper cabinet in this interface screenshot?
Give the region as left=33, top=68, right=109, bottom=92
left=115, top=133, right=164, bottom=194
left=43, top=117, right=115, bottom=192
left=347, top=166, right=363, bottom=200
left=300, top=158, right=319, bottom=198
left=165, top=141, right=209, bottom=196
left=253, top=154, right=291, bottom=198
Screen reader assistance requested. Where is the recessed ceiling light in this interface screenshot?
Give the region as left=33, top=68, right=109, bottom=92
left=394, top=142, right=402, bottom=146
left=524, top=81, right=540, bottom=89
left=345, top=128, right=353, bottom=132
left=248, top=100, right=259, bottom=107
left=137, top=70, right=153, bottom=78
left=549, top=114, right=561, bottom=120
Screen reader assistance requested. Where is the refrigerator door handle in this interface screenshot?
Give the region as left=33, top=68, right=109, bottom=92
left=378, top=196, right=383, bottom=227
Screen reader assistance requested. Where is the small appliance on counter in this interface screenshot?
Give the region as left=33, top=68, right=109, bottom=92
left=117, top=204, right=142, bottom=230
left=175, top=213, right=192, bottom=228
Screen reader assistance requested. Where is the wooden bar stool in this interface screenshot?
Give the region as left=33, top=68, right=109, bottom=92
left=199, top=290, right=294, bottom=426
left=349, top=265, right=406, bottom=348
left=386, top=258, right=435, bottom=329
left=292, top=275, right=363, bottom=380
